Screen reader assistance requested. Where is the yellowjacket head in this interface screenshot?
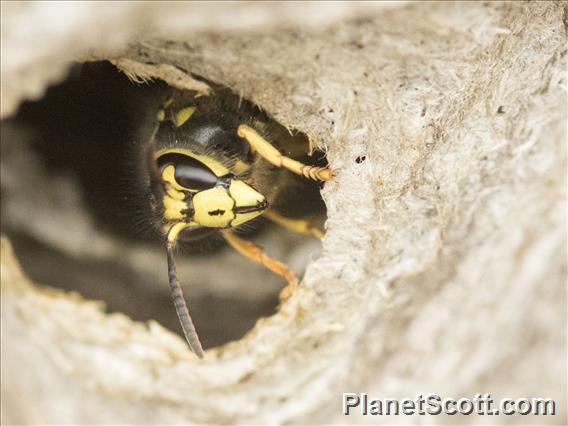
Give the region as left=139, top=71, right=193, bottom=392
left=155, top=149, right=267, bottom=242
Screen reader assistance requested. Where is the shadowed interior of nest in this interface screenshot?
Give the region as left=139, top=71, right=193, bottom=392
left=1, top=61, right=327, bottom=349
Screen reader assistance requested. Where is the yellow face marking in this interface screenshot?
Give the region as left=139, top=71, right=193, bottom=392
left=161, top=165, right=188, bottom=192
left=192, top=187, right=235, bottom=228
left=229, top=180, right=265, bottom=209
left=174, top=107, right=196, bottom=127
left=229, top=180, right=267, bottom=226
left=156, top=109, right=166, bottom=122
left=166, top=222, right=189, bottom=243
left=164, top=222, right=199, bottom=241
left=155, top=148, right=230, bottom=177
left=163, top=195, right=187, bottom=220
left=166, top=185, right=185, bottom=201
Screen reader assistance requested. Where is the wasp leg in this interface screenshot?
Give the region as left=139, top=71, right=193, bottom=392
left=265, top=210, right=324, bottom=239
left=222, top=230, right=298, bottom=301
left=237, top=124, right=333, bottom=182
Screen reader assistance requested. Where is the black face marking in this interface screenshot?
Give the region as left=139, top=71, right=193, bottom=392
left=157, top=153, right=217, bottom=190
left=217, top=173, right=235, bottom=188
left=181, top=192, right=195, bottom=218
left=233, top=199, right=268, bottom=214
left=208, top=209, right=225, bottom=216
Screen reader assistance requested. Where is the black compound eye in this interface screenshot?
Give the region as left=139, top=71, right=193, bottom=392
left=157, top=153, right=218, bottom=190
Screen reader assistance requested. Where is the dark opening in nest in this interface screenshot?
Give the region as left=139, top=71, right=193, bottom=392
left=1, top=61, right=327, bottom=349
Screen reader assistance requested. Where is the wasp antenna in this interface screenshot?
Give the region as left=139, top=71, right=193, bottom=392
left=237, top=124, right=333, bottom=182
left=166, top=244, right=204, bottom=358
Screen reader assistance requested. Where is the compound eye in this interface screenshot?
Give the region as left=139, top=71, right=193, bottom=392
left=157, top=153, right=218, bottom=190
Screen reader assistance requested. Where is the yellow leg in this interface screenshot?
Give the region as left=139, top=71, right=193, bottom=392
left=237, top=124, right=333, bottom=182
left=265, top=210, right=324, bottom=239
left=222, top=230, right=298, bottom=301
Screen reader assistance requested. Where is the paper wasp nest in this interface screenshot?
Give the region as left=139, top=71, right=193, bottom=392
left=1, top=2, right=566, bottom=424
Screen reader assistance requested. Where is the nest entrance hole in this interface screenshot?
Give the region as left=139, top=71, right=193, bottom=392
left=2, top=61, right=327, bottom=349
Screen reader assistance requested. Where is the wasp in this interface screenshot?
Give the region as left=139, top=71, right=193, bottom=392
left=141, top=85, right=332, bottom=358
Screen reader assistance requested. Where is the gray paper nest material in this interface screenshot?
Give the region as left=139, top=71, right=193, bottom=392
left=1, top=2, right=566, bottom=425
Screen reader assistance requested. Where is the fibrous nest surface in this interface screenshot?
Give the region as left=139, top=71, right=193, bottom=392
left=1, top=2, right=566, bottom=424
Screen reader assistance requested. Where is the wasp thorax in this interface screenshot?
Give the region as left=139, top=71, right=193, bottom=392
left=156, top=149, right=267, bottom=240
